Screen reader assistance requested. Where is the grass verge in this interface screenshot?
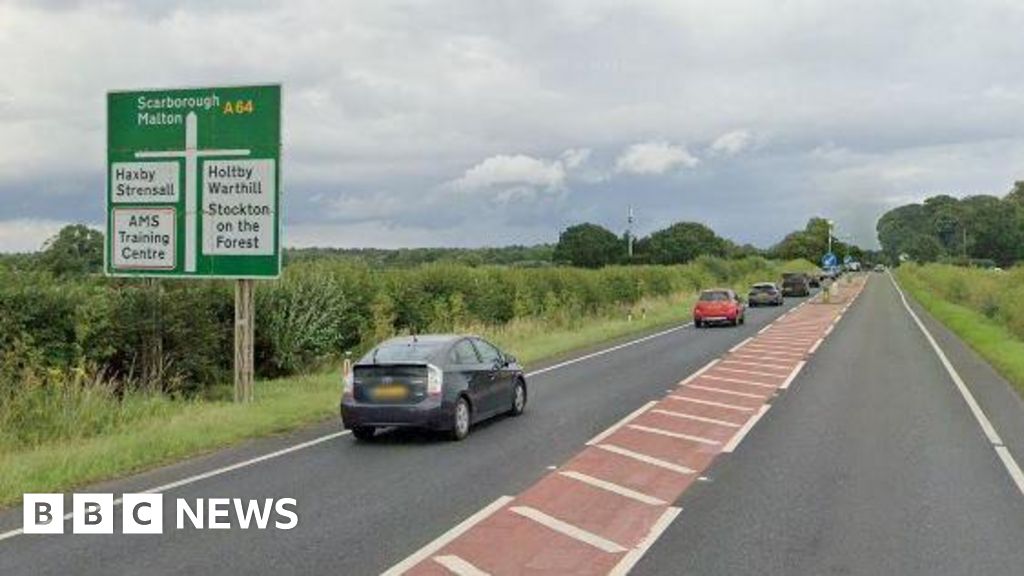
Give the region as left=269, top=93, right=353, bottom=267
left=0, top=292, right=694, bottom=507
left=896, top=268, right=1024, bottom=396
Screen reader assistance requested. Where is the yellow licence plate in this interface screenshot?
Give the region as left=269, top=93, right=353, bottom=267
left=373, top=385, right=408, bottom=401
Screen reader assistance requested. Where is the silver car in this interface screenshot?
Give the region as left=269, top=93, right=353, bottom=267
left=748, top=282, right=784, bottom=306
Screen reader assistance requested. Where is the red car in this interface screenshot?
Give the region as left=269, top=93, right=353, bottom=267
left=693, top=289, right=746, bottom=327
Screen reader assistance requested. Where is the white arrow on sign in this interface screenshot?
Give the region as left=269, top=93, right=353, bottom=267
left=135, top=112, right=250, bottom=273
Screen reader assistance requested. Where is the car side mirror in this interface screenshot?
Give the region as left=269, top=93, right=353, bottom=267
left=503, top=355, right=517, bottom=367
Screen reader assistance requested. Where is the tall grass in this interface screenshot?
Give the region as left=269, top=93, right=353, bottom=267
left=897, top=263, right=1024, bottom=395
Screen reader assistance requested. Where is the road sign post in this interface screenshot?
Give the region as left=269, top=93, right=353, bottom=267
left=106, top=85, right=281, bottom=402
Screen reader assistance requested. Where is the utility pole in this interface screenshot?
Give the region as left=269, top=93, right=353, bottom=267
left=828, top=220, right=834, bottom=255
left=626, top=205, right=635, bottom=259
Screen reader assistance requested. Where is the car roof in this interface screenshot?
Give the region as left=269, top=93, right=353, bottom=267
left=380, top=334, right=472, bottom=346
left=751, top=282, right=776, bottom=287
left=701, top=288, right=731, bottom=293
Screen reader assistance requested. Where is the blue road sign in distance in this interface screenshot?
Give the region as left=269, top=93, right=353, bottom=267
left=822, top=252, right=838, bottom=268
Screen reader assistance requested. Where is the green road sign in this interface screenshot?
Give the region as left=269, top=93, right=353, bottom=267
left=106, top=84, right=281, bottom=278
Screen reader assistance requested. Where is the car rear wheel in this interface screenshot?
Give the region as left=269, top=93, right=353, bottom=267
left=351, top=426, right=375, bottom=441
left=694, top=319, right=703, bottom=328
left=451, top=397, right=471, bottom=441
left=508, top=380, right=526, bottom=416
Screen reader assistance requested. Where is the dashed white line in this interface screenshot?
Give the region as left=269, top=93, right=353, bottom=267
left=586, top=401, right=657, bottom=446
left=779, top=360, right=807, bottom=390
left=687, top=384, right=766, bottom=400
left=739, top=344, right=806, bottom=355
left=729, top=337, right=753, bottom=353
left=679, top=358, right=721, bottom=386
left=722, top=405, right=770, bottom=453
left=808, top=338, right=824, bottom=355
left=433, top=555, right=491, bottom=576
left=730, top=351, right=803, bottom=363
left=596, top=444, right=696, bottom=475
left=381, top=496, right=514, bottom=576
left=627, top=424, right=720, bottom=446
left=608, top=507, right=682, bottom=576
left=667, top=395, right=754, bottom=412
left=558, top=470, right=667, bottom=506
left=650, top=408, right=742, bottom=428
left=510, top=506, right=627, bottom=553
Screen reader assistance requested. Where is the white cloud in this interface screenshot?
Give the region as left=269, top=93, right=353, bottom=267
left=615, top=141, right=699, bottom=175
left=710, top=130, right=753, bottom=156
left=560, top=148, right=592, bottom=170
left=0, top=219, right=72, bottom=253
left=451, top=153, right=567, bottom=192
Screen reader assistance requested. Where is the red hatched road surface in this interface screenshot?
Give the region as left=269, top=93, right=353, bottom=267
left=388, top=278, right=867, bottom=576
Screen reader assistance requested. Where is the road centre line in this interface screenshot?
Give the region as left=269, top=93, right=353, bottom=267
left=679, top=358, right=720, bottom=386
left=650, top=409, right=742, bottom=428
left=808, top=338, right=824, bottom=355
left=526, top=322, right=692, bottom=378
left=510, top=506, right=627, bottom=554
left=889, top=272, right=1024, bottom=498
left=382, top=496, right=514, bottom=576
left=586, top=401, right=657, bottom=446
left=596, top=444, right=696, bottom=474
left=558, top=471, right=667, bottom=505
left=779, top=360, right=807, bottom=390
left=627, top=424, right=720, bottom=446
left=729, top=337, right=753, bottom=353
left=433, top=555, right=490, bottom=576
left=700, top=374, right=776, bottom=389
left=608, top=507, right=682, bottom=576
left=722, top=405, right=771, bottom=453
left=667, top=395, right=754, bottom=412
left=687, top=384, right=766, bottom=400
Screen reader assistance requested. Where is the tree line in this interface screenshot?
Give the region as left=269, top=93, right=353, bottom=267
left=876, top=182, right=1024, bottom=267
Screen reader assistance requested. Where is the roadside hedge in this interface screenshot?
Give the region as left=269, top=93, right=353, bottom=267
left=0, top=257, right=812, bottom=396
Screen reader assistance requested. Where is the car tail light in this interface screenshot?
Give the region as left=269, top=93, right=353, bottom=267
left=427, top=364, right=443, bottom=396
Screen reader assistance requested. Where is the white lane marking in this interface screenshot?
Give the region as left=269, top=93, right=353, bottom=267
left=586, top=401, right=658, bottom=446
left=729, top=351, right=803, bottom=363
left=729, top=337, right=753, bottom=353
left=381, top=496, right=514, bottom=576
left=723, top=405, right=770, bottom=453
left=754, top=336, right=818, bottom=345
left=679, top=358, right=720, bottom=386
left=701, top=374, right=776, bottom=389
left=558, top=470, right=667, bottom=506
left=651, top=408, right=742, bottom=428
left=808, top=338, right=824, bottom=355
left=890, top=272, right=1024, bottom=498
left=510, top=506, right=627, bottom=553
left=758, top=324, right=772, bottom=334
left=739, top=344, right=806, bottom=355
left=0, top=429, right=353, bottom=543
left=687, top=384, right=766, bottom=400
left=823, top=325, right=835, bottom=337
left=627, top=424, right=720, bottom=446
left=667, top=395, right=754, bottom=412
left=779, top=360, right=807, bottom=390
left=434, top=555, right=491, bottom=576
left=608, top=507, right=682, bottom=576
left=714, top=366, right=786, bottom=380
left=720, top=359, right=791, bottom=371
left=995, top=446, right=1024, bottom=496
left=526, top=323, right=692, bottom=378
left=731, top=348, right=805, bottom=360
left=596, top=444, right=696, bottom=475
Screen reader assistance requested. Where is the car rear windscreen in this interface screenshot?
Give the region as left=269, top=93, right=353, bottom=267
left=699, top=292, right=730, bottom=302
left=751, top=285, right=775, bottom=292
left=366, top=342, right=445, bottom=363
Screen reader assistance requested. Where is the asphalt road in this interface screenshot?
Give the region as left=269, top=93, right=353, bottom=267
left=0, top=291, right=799, bottom=576
left=3, top=274, right=1023, bottom=575
left=635, top=274, right=1024, bottom=575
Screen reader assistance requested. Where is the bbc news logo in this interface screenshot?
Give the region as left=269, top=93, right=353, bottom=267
left=23, top=494, right=298, bottom=534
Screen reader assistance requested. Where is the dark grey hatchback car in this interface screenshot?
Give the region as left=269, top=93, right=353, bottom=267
left=340, top=335, right=527, bottom=441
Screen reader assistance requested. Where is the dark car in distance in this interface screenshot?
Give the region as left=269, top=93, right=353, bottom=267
left=781, top=272, right=812, bottom=297
left=341, top=335, right=526, bottom=441
left=748, top=282, right=784, bottom=306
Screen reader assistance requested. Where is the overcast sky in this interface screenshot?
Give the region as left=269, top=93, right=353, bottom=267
left=2, top=0, right=1024, bottom=252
